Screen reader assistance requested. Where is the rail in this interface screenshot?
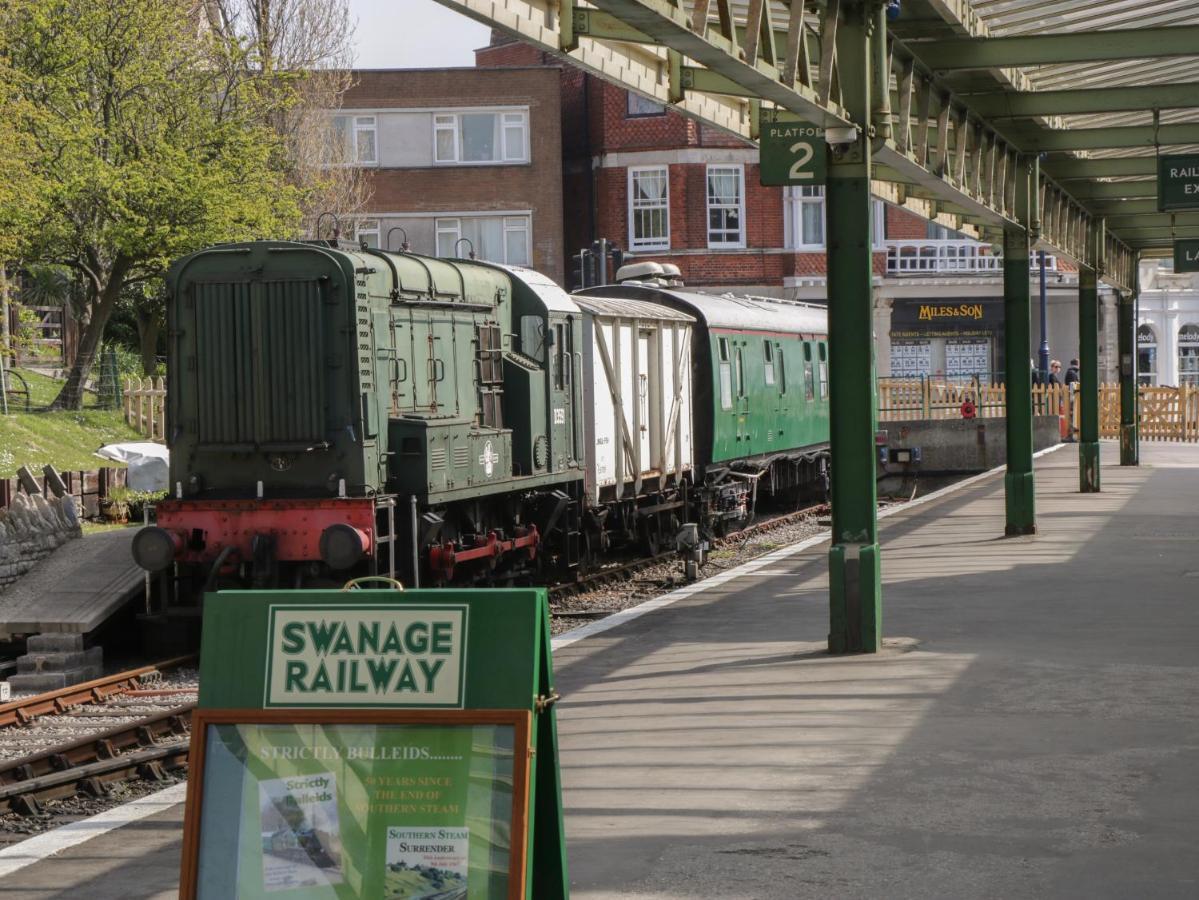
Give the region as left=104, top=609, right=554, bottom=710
left=878, top=379, right=1199, bottom=442
left=123, top=376, right=166, bottom=440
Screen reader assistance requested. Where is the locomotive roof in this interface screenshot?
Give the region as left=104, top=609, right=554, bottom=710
left=570, top=294, right=695, bottom=323
left=482, top=262, right=581, bottom=313
left=581, top=285, right=827, bottom=335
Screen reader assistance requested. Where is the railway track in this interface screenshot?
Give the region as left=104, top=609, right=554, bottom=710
left=0, top=655, right=196, bottom=729
left=0, top=704, right=193, bottom=815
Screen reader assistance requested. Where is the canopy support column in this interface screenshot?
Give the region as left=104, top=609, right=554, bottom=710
left=1078, top=265, right=1100, bottom=491
left=1003, top=160, right=1036, bottom=535
left=827, top=0, right=880, bottom=654
left=1118, top=290, right=1139, bottom=465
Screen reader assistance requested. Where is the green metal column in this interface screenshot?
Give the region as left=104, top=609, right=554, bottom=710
left=1003, top=161, right=1036, bottom=535
left=1118, top=290, right=1139, bottom=465
left=826, top=1, right=880, bottom=654
left=1078, top=264, right=1100, bottom=491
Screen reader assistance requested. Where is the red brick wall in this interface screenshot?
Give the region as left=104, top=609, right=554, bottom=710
left=343, top=68, right=566, bottom=285
left=886, top=205, right=929, bottom=240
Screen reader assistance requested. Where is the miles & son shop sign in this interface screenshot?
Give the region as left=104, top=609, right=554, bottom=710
left=181, top=588, right=569, bottom=900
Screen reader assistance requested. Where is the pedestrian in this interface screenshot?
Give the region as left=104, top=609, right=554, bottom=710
left=1065, top=358, right=1080, bottom=385
left=1031, top=358, right=1042, bottom=386
left=1048, top=359, right=1063, bottom=385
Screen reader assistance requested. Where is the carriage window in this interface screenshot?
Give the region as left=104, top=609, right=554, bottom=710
left=718, top=338, right=732, bottom=410
left=763, top=340, right=775, bottom=385
left=776, top=343, right=786, bottom=393
left=553, top=323, right=566, bottom=389
left=817, top=343, right=828, bottom=399
left=735, top=348, right=745, bottom=397
left=803, top=343, right=815, bottom=400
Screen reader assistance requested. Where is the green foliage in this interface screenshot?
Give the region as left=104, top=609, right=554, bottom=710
left=0, top=408, right=142, bottom=477
left=1, top=0, right=305, bottom=405
left=107, top=486, right=167, bottom=520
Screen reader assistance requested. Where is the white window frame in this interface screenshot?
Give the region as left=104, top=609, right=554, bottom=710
left=434, top=214, right=532, bottom=265
left=502, top=216, right=530, bottom=266
left=706, top=164, right=745, bottom=249
left=628, top=165, right=671, bottom=252
left=627, top=93, right=666, bottom=117
left=432, top=108, right=529, bottom=166
left=1179, top=324, right=1199, bottom=386
left=354, top=218, right=380, bottom=248
left=785, top=186, right=825, bottom=250
left=330, top=114, right=378, bottom=166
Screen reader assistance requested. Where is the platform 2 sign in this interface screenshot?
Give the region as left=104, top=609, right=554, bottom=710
left=181, top=588, right=568, bottom=900
left=1158, top=154, right=1199, bottom=211
left=759, top=119, right=826, bottom=187
left=1175, top=239, right=1199, bottom=273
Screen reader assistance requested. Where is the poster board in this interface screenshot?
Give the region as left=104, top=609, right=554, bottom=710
left=181, top=588, right=568, bottom=900
left=181, top=709, right=530, bottom=899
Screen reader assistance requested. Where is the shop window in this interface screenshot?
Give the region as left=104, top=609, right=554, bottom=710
left=1179, top=324, right=1199, bottom=386
left=1137, top=325, right=1157, bottom=386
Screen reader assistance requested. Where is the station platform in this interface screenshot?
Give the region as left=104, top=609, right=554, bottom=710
left=0, top=528, right=141, bottom=639
left=2, top=440, right=1198, bottom=898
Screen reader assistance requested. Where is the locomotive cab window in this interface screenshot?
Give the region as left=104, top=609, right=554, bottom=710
left=718, top=337, right=732, bottom=410
left=803, top=343, right=815, bottom=401
left=553, top=323, right=568, bottom=389
left=763, top=340, right=775, bottom=386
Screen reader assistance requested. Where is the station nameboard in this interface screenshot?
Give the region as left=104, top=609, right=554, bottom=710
left=1158, top=154, right=1199, bottom=211
left=181, top=588, right=569, bottom=900
left=1176, top=239, right=1199, bottom=273
left=759, top=118, right=826, bottom=186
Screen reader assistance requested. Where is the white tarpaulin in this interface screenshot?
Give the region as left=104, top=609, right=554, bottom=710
left=94, top=442, right=169, bottom=493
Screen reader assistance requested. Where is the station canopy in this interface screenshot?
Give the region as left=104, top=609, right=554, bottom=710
left=436, top=0, right=1199, bottom=290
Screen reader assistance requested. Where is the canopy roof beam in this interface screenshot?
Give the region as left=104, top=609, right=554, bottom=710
left=910, top=25, right=1199, bottom=71
left=1007, top=123, right=1199, bottom=153
left=965, top=83, right=1199, bottom=119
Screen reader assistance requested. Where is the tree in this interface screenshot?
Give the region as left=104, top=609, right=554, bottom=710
left=3, top=0, right=302, bottom=408
left=206, top=0, right=369, bottom=234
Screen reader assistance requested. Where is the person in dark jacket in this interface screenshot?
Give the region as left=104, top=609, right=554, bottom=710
left=1048, top=359, right=1063, bottom=385
left=1065, top=358, right=1080, bottom=385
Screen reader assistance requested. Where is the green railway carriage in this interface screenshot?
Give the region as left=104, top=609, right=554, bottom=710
left=580, top=283, right=831, bottom=527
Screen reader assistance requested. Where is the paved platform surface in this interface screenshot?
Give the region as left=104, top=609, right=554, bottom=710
left=0, top=529, right=141, bottom=638
left=2, top=441, right=1198, bottom=898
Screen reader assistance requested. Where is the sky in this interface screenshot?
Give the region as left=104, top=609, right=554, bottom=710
left=348, top=0, right=492, bottom=69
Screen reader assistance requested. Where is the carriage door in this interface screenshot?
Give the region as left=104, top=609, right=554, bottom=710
left=637, top=328, right=653, bottom=471
left=372, top=308, right=397, bottom=484
left=549, top=316, right=577, bottom=471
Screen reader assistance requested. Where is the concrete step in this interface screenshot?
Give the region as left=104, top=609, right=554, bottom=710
left=25, top=633, right=86, bottom=653
left=16, top=647, right=102, bottom=674
left=8, top=666, right=102, bottom=693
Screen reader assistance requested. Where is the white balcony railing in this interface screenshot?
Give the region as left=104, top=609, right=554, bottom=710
left=885, top=239, right=1057, bottom=276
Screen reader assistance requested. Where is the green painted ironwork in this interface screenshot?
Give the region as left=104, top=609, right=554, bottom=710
left=826, top=2, right=879, bottom=655
left=968, top=82, right=1199, bottom=119
left=1008, top=123, right=1199, bottom=153
left=910, top=24, right=1199, bottom=70
left=1118, top=293, right=1139, bottom=466
left=1079, top=265, right=1100, bottom=493
left=1003, top=160, right=1036, bottom=536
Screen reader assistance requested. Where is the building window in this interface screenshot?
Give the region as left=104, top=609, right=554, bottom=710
left=435, top=215, right=531, bottom=265
left=1179, top=324, right=1199, bottom=386
left=706, top=165, right=745, bottom=248
left=927, top=221, right=965, bottom=240
left=785, top=186, right=824, bottom=249
left=354, top=219, right=380, bottom=248
left=331, top=114, right=377, bottom=165
left=629, top=166, right=670, bottom=251
left=627, top=93, right=666, bottom=117
left=433, top=109, right=529, bottom=165
left=1137, top=325, right=1157, bottom=386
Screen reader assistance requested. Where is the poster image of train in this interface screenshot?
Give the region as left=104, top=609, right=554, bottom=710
left=384, top=826, right=469, bottom=899
left=258, top=772, right=345, bottom=892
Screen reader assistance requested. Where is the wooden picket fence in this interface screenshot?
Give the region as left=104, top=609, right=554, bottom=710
left=123, top=376, right=166, bottom=440
left=878, top=379, right=1199, bottom=443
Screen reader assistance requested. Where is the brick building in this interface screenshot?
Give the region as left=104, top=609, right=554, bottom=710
left=336, top=67, right=565, bottom=283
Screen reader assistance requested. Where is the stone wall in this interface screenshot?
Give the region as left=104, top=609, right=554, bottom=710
left=0, top=493, right=82, bottom=592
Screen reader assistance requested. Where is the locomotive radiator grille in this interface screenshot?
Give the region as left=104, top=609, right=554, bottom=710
left=193, top=280, right=326, bottom=446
